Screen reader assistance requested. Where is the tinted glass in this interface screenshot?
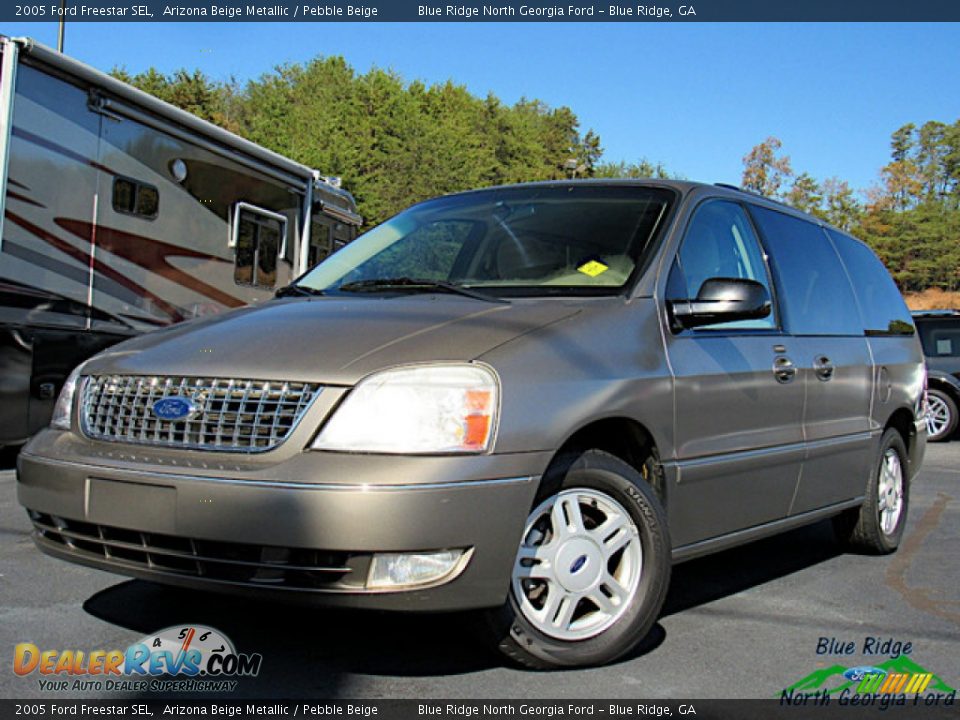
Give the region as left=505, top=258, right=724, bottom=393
left=827, top=229, right=915, bottom=336
left=136, top=185, right=159, bottom=217
left=112, top=178, right=158, bottom=219
left=233, top=217, right=256, bottom=286
left=309, top=221, right=332, bottom=268
left=112, top=178, right=136, bottom=214
left=257, top=223, right=280, bottom=288
left=670, top=199, right=775, bottom=330
left=296, top=186, right=674, bottom=297
left=916, top=320, right=960, bottom=357
left=749, top=206, right=861, bottom=336
left=234, top=209, right=284, bottom=288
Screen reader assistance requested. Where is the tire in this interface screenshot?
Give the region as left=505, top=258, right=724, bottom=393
left=484, top=449, right=671, bottom=669
left=926, top=388, right=958, bottom=442
left=834, top=428, right=909, bottom=554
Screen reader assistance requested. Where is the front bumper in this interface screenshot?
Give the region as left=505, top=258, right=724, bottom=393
left=17, top=431, right=547, bottom=611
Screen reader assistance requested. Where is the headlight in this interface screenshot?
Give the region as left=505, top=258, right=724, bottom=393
left=50, top=365, right=84, bottom=431
left=313, top=364, right=498, bottom=454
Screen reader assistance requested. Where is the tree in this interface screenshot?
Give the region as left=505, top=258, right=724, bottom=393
left=785, top=172, right=822, bottom=215
left=821, top=177, right=861, bottom=231
left=741, top=136, right=793, bottom=198
left=594, top=159, right=677, bottom=179
left=111, top=66, right=242, bottom=133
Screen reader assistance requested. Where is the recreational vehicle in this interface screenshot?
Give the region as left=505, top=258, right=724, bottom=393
left=0, top=36, right=361, bottom=447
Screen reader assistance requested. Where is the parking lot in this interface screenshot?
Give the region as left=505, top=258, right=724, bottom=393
left=1, top=441, right=957, bottom=700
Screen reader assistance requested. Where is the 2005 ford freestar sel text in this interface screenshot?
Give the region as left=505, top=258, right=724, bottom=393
left=17, top=180, right=927, bottom=668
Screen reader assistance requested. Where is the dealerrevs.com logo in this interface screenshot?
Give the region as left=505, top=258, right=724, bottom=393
left=14, top=625, right=262, bottom=693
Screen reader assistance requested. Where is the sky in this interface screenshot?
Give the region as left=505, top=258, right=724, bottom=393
left=4, top=22, right=958, bottom=195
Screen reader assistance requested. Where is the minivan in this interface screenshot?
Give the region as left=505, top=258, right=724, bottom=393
left=17, top=181, right=927, bottom=668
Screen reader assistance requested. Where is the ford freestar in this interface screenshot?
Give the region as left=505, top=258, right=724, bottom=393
left=18, top=181, right=927, bottom=668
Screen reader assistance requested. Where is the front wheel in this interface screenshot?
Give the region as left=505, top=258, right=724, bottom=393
left=485, top=450, right=670, bottom=669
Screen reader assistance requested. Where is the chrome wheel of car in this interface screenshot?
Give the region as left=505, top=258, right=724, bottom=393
left=877, top=448, right=904, bottom=536
left=511, top=488, right=643, bottom=641
left=926, top=393, right=952, bottom=439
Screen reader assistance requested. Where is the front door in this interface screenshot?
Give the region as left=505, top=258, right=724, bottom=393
left=664, top=199, right=805, bottom=547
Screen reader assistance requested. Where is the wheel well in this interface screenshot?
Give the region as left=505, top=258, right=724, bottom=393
left=548, top=418, right=666, bottom=505
left=885, top=407, right=917, bottom=468
left=928, top=378, right=960, bottom=402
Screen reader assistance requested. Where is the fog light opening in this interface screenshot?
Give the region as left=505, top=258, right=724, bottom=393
left=366, top=549, right=470, bottom=590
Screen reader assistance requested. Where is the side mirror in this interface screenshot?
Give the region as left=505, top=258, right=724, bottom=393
left=669, top=277, right=771, bottom=331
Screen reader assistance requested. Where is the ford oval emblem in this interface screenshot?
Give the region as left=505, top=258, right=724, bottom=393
left=843, top=666, right=886, bottom=682
left=570, top=555, right=588, bottom=574
left=151, top=396, right=197, bottom=422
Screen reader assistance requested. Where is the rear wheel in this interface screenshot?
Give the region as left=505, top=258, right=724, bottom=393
left=485, top=449, right=670, bottom=669
left=834, top=428, right=909, bottom=554
left=926, top=389, right=958, bottom=442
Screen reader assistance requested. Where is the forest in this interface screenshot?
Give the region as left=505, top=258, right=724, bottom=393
left=112, top=59, right=960, bottom=301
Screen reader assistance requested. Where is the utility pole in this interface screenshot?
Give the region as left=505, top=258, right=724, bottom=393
left=57, top=0, right=66, bottom=52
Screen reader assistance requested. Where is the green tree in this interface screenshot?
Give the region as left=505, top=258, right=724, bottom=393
left=594, top=158, right=677, bottom=179
left=821, top=177, right=861, bottom=231
left=785, top=172, right=822, bottom=215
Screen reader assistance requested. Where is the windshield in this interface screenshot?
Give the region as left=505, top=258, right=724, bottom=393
left=295, top=185, right=674, bottom=297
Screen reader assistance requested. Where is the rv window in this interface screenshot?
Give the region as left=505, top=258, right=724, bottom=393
left=309, top=221, right=333, bottom=268
left=112, top=177, right=159, bottom=220
left=233, top=205, right=285, bottom=289
left=137, top=186, right=159, bottom=217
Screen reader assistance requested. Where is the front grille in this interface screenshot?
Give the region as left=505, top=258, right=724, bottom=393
left=80, top=375, right=320, bottom=452
left=29, top=511, right=368, bottom=591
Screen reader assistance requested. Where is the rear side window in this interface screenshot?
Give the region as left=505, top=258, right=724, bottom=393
left=749, top=206, right=861, bottom=336
left=827, top=230, right=915, bottom=336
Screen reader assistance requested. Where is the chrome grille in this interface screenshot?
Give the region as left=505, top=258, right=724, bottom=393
left=80, top=375, right=320, bottom=452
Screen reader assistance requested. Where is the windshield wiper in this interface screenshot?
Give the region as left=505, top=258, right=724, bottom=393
left=338, top=278, right=508, bottom=303
left=275, top=284, right=325, bottom=298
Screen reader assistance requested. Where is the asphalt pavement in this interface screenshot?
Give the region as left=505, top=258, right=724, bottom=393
left=1, top=442, right=957, bottom=700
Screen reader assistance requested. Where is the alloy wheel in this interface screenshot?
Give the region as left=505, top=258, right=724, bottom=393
left=926, top=394, right=952, bottom=439
left=877, top=448, right=904, bottom=536
left=511, top=488, right=643, bottom=641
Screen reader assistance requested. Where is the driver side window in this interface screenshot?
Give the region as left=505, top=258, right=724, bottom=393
left=669, top=200, right=776, bottom=330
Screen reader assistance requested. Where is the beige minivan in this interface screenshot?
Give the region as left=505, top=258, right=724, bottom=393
left=18, top=180, right=927, bottom=668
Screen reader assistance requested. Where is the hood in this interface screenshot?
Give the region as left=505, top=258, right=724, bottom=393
left=85, top=295, right=580, bottom=385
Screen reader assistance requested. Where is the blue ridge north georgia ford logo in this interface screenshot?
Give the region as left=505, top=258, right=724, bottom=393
left=151, top=396, right=198, bottom=422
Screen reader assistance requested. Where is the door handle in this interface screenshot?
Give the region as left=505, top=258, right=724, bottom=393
left=773, top=356, right=797, bottom=384
left=814, top=355, right=834, bottom=382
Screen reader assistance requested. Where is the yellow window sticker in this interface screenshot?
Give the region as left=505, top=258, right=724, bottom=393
left=577, top=259, right=609, bottom=277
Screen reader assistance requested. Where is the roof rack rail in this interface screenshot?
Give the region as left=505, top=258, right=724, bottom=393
left=713, top=182, right=809, bottom=215
left=714, top=182, right=743, bottom=192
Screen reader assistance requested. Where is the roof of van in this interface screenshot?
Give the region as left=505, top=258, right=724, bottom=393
left=434, top=177, right=842, bottom=227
